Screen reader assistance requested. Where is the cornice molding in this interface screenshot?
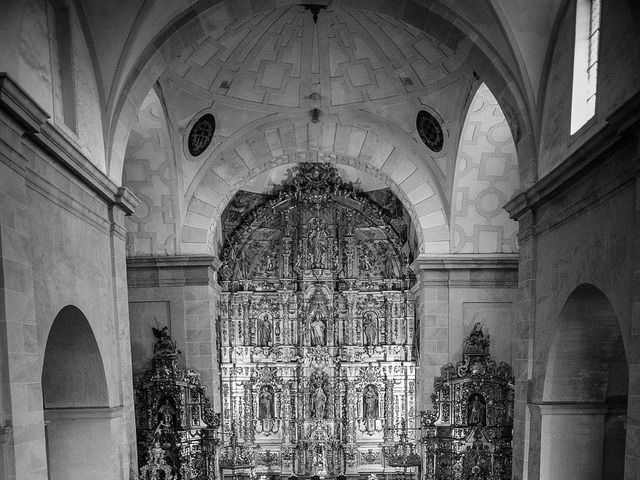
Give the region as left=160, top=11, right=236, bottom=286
left=0, top=73, right=139, bottom=215
left=410, top=254, right=519, bottom=288
left=127, top=255, right=221, bottom=288
left=411, top=253, right=519, bottom=271
left=44, top=406, right=123, bottom=421
left=505, top=90, right=640, bottom=221
left=0, top=74, right=48, bottom=132
left=527, top=402, right=615, bottom=416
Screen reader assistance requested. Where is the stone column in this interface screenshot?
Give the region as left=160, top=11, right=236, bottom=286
left=505, top=194, right=537, bottom=480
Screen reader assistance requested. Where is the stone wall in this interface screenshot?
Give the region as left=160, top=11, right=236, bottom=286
left=0, top=75, right=137, bottom=480
left=507, top=91, right=640, bottom=480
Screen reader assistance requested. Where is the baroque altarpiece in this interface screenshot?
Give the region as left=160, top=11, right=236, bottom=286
left=217, top=163, right=418, bottom=478
left=421, top=325, right=514, bottom=480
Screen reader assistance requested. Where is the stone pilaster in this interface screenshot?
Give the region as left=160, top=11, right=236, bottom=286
left=127, top=255, right=222, bottom=408
left=507, top=199, right=537, bottom=480
left=411, top=254, right=518, bottom=413
left=0, top=74, right=49, bottom=480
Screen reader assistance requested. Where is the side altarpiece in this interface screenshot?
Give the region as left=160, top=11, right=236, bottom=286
left=218, top=163, right=418, bottom=478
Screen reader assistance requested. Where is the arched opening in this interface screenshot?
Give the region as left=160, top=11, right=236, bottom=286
left=42, top=306, right=114, bottom=480
left=540, top=284, right=627, bottom=480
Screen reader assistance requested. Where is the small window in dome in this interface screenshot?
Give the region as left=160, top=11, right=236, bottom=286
left=188, top=113, right=215, bottom=156
left=416, top=110, right=444, bottom=152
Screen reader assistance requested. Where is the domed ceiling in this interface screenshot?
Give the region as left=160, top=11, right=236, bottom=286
left=124, top=4, right=519, bottom=257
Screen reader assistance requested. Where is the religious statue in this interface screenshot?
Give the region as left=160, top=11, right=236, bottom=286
left=228, top=241, right=245, bottom=280
left=311, top=386, right=327, bottom=419
left=363, top=312, right=377, bottom=346
left=363, top=385, right=378, bottom=420
left=359, top=246, right=373, bottom=272
left=468, top=394, right=486, bottom=426
left=152, top=325, right=178, bottom=356
left=310, top=313, right=326, bottom=346
left=307, top=218, right=328, bottom=268
left=259, top=386, right=275, bottom=430
left=258, top=314, right=272, bottom=346
left=463, top=321, right=490, bottom=355
left=157, top=398, right=175, bottom=428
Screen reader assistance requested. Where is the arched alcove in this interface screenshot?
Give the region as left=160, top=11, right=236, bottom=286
left=42, top=306, right=116, bottom=480
left=539, top=284, right=627, bottom=480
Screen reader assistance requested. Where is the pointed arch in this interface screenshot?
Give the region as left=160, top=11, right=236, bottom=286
left=450, top=83, right=519, bottom=254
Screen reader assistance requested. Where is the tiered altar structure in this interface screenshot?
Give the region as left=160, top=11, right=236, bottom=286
left=218, top=163, right=417, bottom=479
left=135, top=327, right=220, bottom=479
left=421, top=325, right=514, bottom=480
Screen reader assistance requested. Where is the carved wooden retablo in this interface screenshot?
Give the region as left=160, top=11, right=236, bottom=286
left=135, top=327, right=220, bottom=479
left=218, top=163, right=417, bottom=479
left=421, top=324, right=514, bottom=480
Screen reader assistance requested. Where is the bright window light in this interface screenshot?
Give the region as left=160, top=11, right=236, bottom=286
left=570, top=0, right=601, bottom=134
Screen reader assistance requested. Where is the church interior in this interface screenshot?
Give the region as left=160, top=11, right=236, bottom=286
left=0, top=1, right=639, bottom=479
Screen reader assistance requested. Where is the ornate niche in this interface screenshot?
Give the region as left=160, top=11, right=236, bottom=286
left=217, top=163, right=418, bottom=479
left=134, top=327, right=220, bottom=480
left=421, top=324, right=514, bottom=480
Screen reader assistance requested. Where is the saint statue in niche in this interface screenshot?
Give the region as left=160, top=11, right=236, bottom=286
left=363, top=385, right=378, bottom=420
left=468, top=394, right=486, bottom=426
left=259, top=385, right=275, bottom=430
left=310, top=313, right=326, bottom=346
left=311, top=385, right=327, bottom=419
left=157, top=398, right=175, bottom=428
left=307, top=218, right=328, bottom=268
left=363, top=312, right=377, bottom=346
left=258, top=314, right=273, bottom=346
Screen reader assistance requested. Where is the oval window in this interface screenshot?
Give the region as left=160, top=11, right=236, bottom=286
left=416, top=110, right=444, bottom=152
left=188, top=113, right=215, bottom=156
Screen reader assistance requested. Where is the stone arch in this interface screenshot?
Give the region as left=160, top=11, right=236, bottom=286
left=42, top=306, right=117, bottom=480
left=182, top=118, right=450, bottom=256
left=108, top=0, right=536, bottom=188
left=538, top=284, right=627, bottom=480
left=450, top=83, right=519, bottom=254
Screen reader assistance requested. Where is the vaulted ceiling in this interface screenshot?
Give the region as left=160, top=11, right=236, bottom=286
left=74, top=0, right=563, bottom=123
left=122, top=3, right=521, bottom=257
